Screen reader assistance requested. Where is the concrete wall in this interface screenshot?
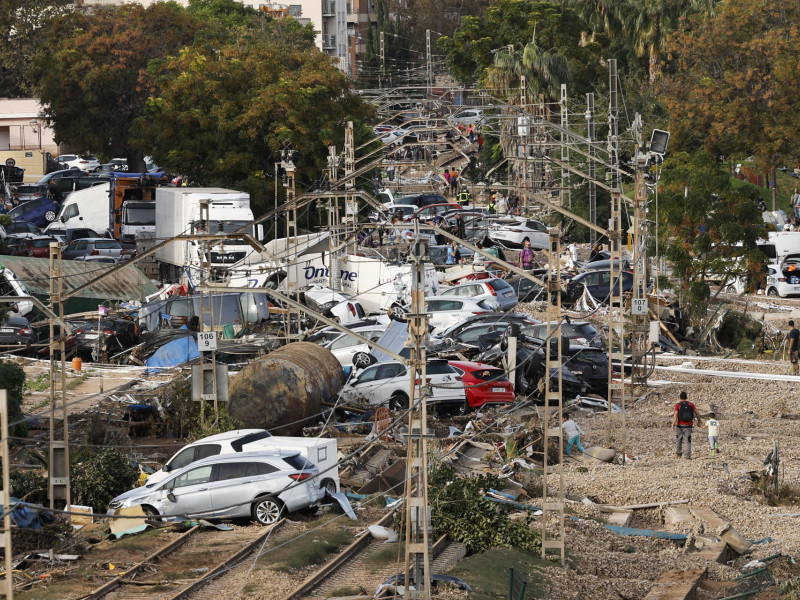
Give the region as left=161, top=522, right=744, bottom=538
left=0, top=99, right=58, bottom=158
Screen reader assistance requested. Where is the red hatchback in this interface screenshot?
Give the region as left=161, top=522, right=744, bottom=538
left=449, top=360, right=515, bottom=410
left=13, top=236, right=60, bottom=258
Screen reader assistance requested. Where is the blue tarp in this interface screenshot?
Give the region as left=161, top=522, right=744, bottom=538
left=146, top=335, right=200, bottom=374
left=1, top=499, right=54, bottom=529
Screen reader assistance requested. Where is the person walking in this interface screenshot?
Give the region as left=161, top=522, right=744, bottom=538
left=519, top=239, right=535, bottom=269
left=672, top=391, right=703, bottom=460
left=704, top=411, right=721, bottom=456
left=561, top=413, right=586, bottom=456
left=449, top=168, right=458, bottom=195
left=446, top=241, right=458, bottom=265
left=789, top=320, right=800, bottom=376
left=792, top=188, right=800, bottom=208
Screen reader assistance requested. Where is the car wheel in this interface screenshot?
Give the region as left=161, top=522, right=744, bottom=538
left=252, top=496, right=283, bottom=525
left=456, top=399, right=470, bottom=416
left=767, top=287, right=779, bottom=297
left=389, top=392, right=409, bottom=411
left=389, top=304, right=407, bottom=322
left=44, top=210, right=57, bottom=222
left=321, top=478, right=337, bottom=496
left=352, top=352, right=376, bottom=369
left=142, top=505, right=159, bottom=518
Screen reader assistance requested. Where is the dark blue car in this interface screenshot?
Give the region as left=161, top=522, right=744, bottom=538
left=8, top=196, right=61, bottom=227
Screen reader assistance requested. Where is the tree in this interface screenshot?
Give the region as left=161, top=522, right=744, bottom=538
left=656, top=152, right=764, bottom=312
left=134, top=21, right=374, bottom=214
left=564, top=0, right=714, bottom=81
left=358, top=0, right=412, bottom=88
left=0, top=360, right=27, bottom=440
left=0, top=0, right=69, bottom=97
left=437, top=0, right=607, bottom=96
left=31, top=4, right=202, bottom=171
left=660, top=0, right=800, bottom=171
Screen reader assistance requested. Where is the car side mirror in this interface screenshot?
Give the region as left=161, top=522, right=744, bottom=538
left=163, top=463, right=171, bottom=472
left=167, top=492, right=176, bottom=503
left=60, top=216, right=65, bottom=223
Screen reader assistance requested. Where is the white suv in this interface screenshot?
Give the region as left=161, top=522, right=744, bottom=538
left=338, top=360, right=467, bottom=413
left=57, top=154, right=101, bottom=172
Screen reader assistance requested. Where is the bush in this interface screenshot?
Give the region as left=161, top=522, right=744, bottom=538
left=10, top=470, right=48, bottom=504
left=71, top=449, right=139, bottom=512
left=424, top=466, right=541, bottom=554
left=0, top=360, right=28, bottom=441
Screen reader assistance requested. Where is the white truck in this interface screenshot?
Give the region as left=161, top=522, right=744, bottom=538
left=154, top=187, right=261, bottom=284
left=45, top=182, right=111, bottom=235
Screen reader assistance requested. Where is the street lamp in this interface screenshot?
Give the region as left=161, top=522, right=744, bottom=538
left=29, top=118, right=42, bottom=149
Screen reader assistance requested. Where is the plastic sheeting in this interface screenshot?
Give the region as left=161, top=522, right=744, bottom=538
left=146, top=335, right=200, bottom=374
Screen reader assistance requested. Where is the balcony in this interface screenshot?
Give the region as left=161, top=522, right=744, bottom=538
left=323, top=0, right=335, bottom=16
left=322, top=34, right=336, bottom=49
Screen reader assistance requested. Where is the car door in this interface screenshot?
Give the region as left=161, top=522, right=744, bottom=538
left=161, top=465, right=215, bottom=517
left=208, top=461, right=265, bottom=518
left=341, top=364, right=382, bottom=402
left=527, top=221, right=549, bottom=249
left=63, top=240, right=82, bottom=260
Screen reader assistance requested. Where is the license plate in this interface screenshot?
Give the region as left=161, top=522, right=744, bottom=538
left=84, top=333, right=98, bottom=340
left=0, top=328, right=13, bottom=333
left=492, top=387, right=506, bottom=393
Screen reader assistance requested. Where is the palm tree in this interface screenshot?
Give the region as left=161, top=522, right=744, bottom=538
left=483, top=34, right=572, bottom=103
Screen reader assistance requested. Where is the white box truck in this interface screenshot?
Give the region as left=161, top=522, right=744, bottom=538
left=154, top=187, right=260, bottom=283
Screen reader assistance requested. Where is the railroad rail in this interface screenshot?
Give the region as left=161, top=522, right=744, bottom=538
left=79, top=520, right=284, bottom=600
left=283, top=511, right=454, bottom=600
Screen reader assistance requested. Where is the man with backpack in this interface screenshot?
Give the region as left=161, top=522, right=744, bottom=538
left=671, top=390, right=703, bottom=460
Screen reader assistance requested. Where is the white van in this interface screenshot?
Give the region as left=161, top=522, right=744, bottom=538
left=757, top=231, right=800, bottom=264
left=45, top=182, right=111, bottom=236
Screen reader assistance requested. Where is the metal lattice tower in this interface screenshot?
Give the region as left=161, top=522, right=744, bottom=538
left=48, top=243, right=70, bottom=513
left=403, top=228, right=432, bottom=599
left=560, top=84, right=570, bottom=209
left=630, top=115, right=651, bottom=389
left=541, top=231, right=565, bottom=564
left=605, top=59, right=626, bottom=451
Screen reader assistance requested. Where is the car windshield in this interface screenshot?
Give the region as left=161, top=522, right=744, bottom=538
left=95, top=241, right=121, bottom=249
left=427, top=362, right=457, bottom=375
left=123, top=206, right=155, bottom=225
left=16, top=185, right=41, bottom=194
left=31, top=239, right=53, bottom=248
left=6, top=222, right=39, bottom=234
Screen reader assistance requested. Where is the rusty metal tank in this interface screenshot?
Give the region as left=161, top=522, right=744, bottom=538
left=227, top=342, right=344, bottom=435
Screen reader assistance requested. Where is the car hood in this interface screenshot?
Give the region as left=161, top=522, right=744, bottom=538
left=110, top=483, right=159, bottom=506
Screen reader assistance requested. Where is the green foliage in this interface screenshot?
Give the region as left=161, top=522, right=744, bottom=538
left=187, top=404, right=242, bottom=442
left=437, top=0, right=607, bottom=96
left=10, top=470, right=47, bottom=504
left=135, top=21, right=373, bottom=209
left=656, top=152, right=764, bottom=314
left=0, top=0, right=70, bottom=97
left=660, top=0, right=800, bottom=171
left=31, top=3, right=202, bottom=170
left=0, top=360, right=28, bottom=440
left=426, top=466, right=541, bottom=554
left=70, top=449, right=139, bottom=512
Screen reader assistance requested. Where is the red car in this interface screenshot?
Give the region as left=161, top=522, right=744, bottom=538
left=13, top=236, right=60, bottom=258
left=449, top=360, right=515, bottom=410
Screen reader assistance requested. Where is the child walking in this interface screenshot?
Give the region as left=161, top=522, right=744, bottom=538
left=704, top=412, right=720, bottom=456
left=561, top=413, right=586, bottom=456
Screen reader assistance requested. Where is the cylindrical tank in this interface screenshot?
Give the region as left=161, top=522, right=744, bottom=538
left=227, top=342, right=345, bottom=435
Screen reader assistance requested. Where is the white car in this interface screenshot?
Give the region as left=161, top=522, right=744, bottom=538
left=369, top=202, right=416, bottom=223
left=108, top=451, right=325, bottom=525
left=765, top=263, right=800, bottom=297
left=302, top=285, right=365, bottom=325
left=488, top=217, right=550, bottom=249
left=316, top=324, right=389, bottom=367
left=144, top=429, right=339, bottom=494
left=338, top=359, right=467, bottom=413
left=435, top=278, right=518, bottom=312
left=57, top=154, right=101, bottom=172
left=380, top=128, right=418, bottom=144
left=452, top=109, right=484, bottom=126
left=426, top=296, right=491, bottom=332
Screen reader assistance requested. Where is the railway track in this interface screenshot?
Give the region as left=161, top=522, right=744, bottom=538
left=80, top=520, right=285, bottom=600
left=283, top=512, right=466, bottom=600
